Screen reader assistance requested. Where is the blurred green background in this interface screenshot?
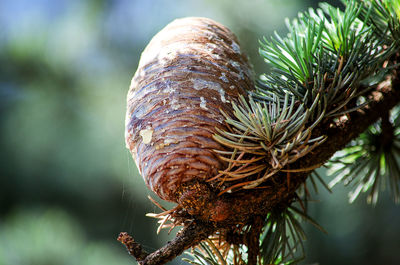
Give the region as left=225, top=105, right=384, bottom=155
left=1, top=0, right=399, bottom=264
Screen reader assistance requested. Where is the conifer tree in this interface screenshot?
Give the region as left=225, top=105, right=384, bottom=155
left=119, top=0, right=400, bottom=264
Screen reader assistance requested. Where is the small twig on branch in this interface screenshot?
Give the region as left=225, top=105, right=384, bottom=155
left=118, top=232, right=149, bottom=261
left=118, top=221, right=215, bottom=265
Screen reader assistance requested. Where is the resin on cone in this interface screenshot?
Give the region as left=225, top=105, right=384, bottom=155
left=125, top=17, right=253, bottom=205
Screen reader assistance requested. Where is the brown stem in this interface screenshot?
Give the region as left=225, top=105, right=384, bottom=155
left=118, top=221, right=214, bottom=265
left=118, top=232, right=149, bottom=261
left=225, top=229, right=245, bottom=245
left=380, top=110, right=395, bottom=150
left=246, top=216, right=264, bottom=265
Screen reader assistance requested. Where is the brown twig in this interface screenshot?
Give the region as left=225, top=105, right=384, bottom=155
left=246, top=216, right=265, bottom=265
left=117, top=232, right=149, bottom=261
left=118, top=221, right=215, bottom=265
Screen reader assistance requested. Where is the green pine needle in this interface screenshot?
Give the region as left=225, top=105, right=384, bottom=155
left=257, top=0, right=397, bottom=119
left=357, top=0, right=400, bottom=43
left=215, top=0, right=400, bottom=192
left=213, top=95, right=325, bottom=191
left=260, top=204, right=326, bottom=264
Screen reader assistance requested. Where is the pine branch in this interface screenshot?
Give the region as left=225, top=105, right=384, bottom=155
left=118, top=221, right=214, bottom=265
left=246, top=216, right=264, bottom=265
left=117, top=232, right=149, bottom=261
left=117, top=65, right=400, bottom=265
left=210, top=67, right=400, bottom=226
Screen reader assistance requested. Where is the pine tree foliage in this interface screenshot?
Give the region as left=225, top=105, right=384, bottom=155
left=359, top=0, right=400, bottom=44
left=214, top=0, right=398, bottom=191
left=327, top=0, right=400, bottom=205
left=213, top=95, right=325, bottom=192
left=188, top=0, right=400, bottom=264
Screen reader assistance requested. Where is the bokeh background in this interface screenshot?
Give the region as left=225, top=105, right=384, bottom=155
left=1, top=0, right=399, bottom=264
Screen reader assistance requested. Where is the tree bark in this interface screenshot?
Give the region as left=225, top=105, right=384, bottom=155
left=119, top=221, right=214, bottom=265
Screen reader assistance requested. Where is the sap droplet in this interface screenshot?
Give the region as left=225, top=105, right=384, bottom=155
left=140, top=129, right=153, bottom=144
left=218, top=88, right=229, bottom=103
left=192, top=79, right=222, bottom=91
left=219, top=72, right=229, bottom=83
left=164, top=138, right=176, bottom=145
left=200, top=97, right=208, bottom=109
left=170, top=98, right=180, bottom=110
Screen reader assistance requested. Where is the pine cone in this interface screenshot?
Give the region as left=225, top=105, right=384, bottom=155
left=125, top=17, right=254, bottom=215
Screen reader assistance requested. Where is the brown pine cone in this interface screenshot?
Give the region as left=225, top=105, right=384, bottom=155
left=125, top=17, right=254, bottom=217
